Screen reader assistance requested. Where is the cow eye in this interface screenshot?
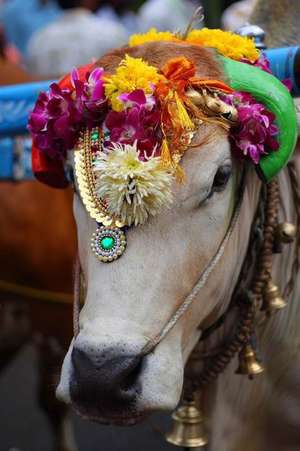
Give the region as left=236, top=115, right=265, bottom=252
left=210, top=164, right=232, bottom=195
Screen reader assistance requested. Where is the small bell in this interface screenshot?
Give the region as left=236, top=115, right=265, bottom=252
left=236, top=345, right=264, bottom=378
left=276, top=222, right=297, bottom=244
left=263, top=280, right=287, bottom=313
left=165, top=400, right=208, bottom=448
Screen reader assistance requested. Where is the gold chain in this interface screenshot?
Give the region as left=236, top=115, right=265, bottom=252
left=74, top=128, right=124, bottom=228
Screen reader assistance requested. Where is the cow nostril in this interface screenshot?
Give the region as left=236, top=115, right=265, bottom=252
left=70, top=346, right=143, bottom=408
left=120, top=358, right=143, bottom=392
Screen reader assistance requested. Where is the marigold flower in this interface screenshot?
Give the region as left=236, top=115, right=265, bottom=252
left=104, top=54, right=162, bottom=111
left=186, top=28, right=260, bottom=63
left=129, top=28, right=178, bottom=47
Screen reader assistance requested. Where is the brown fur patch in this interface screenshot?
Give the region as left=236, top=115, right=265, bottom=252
left=96, top=41, right=225, bottom=81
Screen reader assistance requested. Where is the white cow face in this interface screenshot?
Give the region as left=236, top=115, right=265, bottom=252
left=57, top=123, right=260, bottom=425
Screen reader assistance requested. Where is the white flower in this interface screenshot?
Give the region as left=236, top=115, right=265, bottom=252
left=93, top=142, right=173, bottom=226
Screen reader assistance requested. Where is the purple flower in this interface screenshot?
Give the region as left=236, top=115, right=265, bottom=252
left=29, top=83, right=82, bottom=159
left=71, top=67, right=107, bottom=124
left=119, top=89, right=156, bottom=110
left=29, top=67, right=107, bottom=158
left=225, top=92, right=279, bottom=164
left=105, top=104, right=162, bottom=160
left=71, top=67, right=104, bottom=102
left=253, top=55, right=272, bottom=74
left=241, top=55, right=272, bottom=74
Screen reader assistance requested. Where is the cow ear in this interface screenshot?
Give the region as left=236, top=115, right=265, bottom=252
left=221, top=56, right=298, bottom=182
left=32, top=143, right=69, bottom=189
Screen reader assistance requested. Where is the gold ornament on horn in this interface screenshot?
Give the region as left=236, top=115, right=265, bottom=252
left=165, top=400, right=208, bottom=448
left=236, top=344, right=264, bottom=378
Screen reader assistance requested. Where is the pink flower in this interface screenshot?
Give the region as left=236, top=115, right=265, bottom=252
left=225, top=92, right=279, bottom=164
left=105, top=104, right=162, bottom=160
left=118, top=89, right=156, bottom=110
left=241, top=55, right=272, bottom=74
left=28, top=83, right=82, bottom=159
left=29, top=67, right=107, bottom=158
left=71, top=67, right=107, bottom=124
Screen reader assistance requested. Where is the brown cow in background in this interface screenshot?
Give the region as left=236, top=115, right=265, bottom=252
left=0, top=40, right=77, bottom=451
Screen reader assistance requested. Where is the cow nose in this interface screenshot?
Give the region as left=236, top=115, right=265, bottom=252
left=70, top=346, right=143, bottom=412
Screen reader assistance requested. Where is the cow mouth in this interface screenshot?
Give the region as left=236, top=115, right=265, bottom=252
left=73, top=403, right=148, bottom=426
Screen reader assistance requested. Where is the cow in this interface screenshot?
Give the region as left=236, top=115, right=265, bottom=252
left=53, top=18, right=300, bottom=451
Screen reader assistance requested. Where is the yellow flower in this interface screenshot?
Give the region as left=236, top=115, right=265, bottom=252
left=129, top=28, right=177, bottom=47
left=186, top=28, right=260, bottom=62
left=104, top=54, right=162, bottom=111
left=94, top=142, right=173, bottom=226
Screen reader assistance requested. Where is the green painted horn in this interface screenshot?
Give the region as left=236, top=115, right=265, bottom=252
left=220, top=56, right=298, bottom=182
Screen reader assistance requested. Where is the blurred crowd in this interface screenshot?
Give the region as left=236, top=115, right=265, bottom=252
left=0, top=0, right=255, bottom=80
left=0, top=0, right=200, bottom=78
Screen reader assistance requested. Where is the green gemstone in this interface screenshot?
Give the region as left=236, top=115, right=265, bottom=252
left=91, top=131, right=99, bottom=141
left=100, top=236, right=115, bottom=251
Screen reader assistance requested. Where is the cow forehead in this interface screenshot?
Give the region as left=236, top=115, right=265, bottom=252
left=98, top=41, right=224, bottom=80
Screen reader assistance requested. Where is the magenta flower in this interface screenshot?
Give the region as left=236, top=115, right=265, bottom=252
left=119, top=89, right=156, bottom=110
left=225, top=92, right=279, bottom=164
left=253, top=55, right=272, bottom=74
left=241, top=55, right=272, bottom=74
left=29, top=67, right=107, bottom=158
left=28, top=83, right=82, bottom=159
left=105, top=104, right=162, bottom=160
left=71, top=67, right=107, bottom=124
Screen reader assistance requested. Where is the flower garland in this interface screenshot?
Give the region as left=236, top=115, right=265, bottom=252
left=129, top=28, right=260, bottom=63
left=29, top=29, right=280, bottom=227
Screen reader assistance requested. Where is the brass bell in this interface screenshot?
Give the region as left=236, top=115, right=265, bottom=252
left=236, top=345, right=264, bottom=378
left=263, top=280, right=287, bottom=313
left=276, top=222, right=297, bottom=244
left=165, top=400, right=208, bottom=448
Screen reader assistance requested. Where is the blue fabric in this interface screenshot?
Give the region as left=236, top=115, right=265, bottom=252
left=265, top=47, right=300, bottom=96
left=0, top=136, right=33, bottom=180
left=0, top=79, right=54, bottom=181
left=0, top=0, right=60, bottom=55
left=0, top=80, right=55, bottom=137
left=0, top=138, right=13, bottom=178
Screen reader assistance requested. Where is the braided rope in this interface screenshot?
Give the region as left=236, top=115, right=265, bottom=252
left=141, top=179, right=245, bottom=356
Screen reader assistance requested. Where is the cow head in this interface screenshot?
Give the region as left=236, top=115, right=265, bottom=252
left=29, top=36, right=296, bottom=425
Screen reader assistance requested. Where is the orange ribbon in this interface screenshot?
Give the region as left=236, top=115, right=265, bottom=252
left=156, top=56, right=234, bottom=96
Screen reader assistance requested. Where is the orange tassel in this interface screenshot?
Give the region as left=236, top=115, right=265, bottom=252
left=161, top=57, right=196, bottom=81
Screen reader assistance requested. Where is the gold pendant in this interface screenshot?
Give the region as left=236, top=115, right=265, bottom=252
left=75, top=127, right=126, bottom=262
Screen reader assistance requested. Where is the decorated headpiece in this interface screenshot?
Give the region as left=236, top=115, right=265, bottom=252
left=29, top=28, right=297, bottom=262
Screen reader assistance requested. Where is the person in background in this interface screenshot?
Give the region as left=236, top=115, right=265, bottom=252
left=138, top=0, right=199, bottom=33
left=0, top=0, right=60, bottom=56
left=96, top=0, right=139, bottom=36
left=222, top=0, right=257, bottom=31
left=26, top=0, right=127, bottom=78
